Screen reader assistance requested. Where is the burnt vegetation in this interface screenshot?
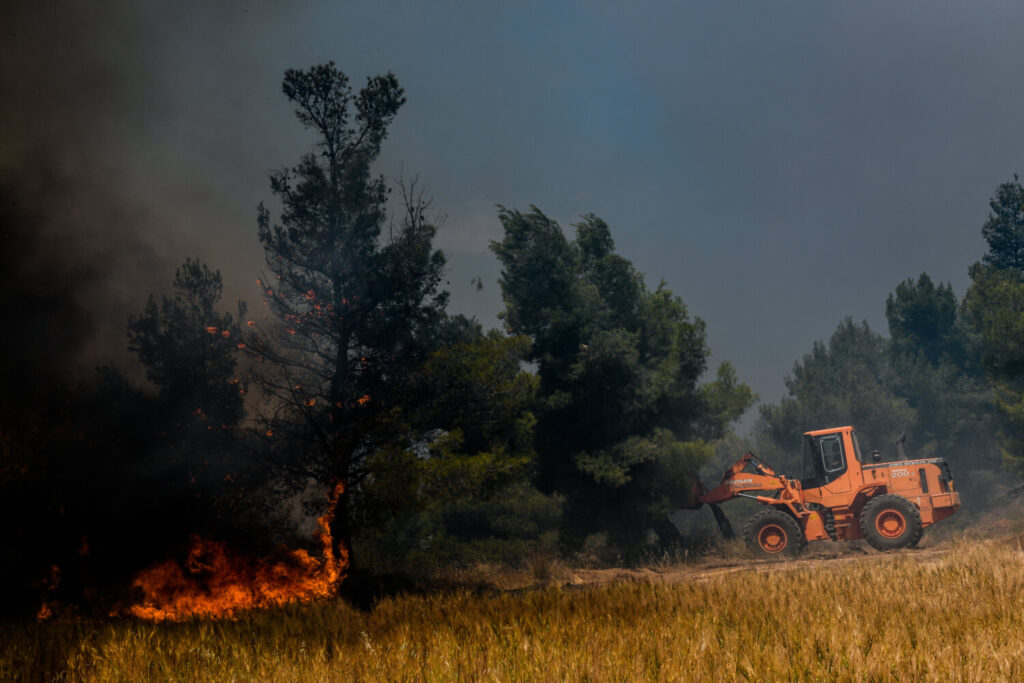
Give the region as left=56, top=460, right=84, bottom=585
left=2, top=62, right=1024, bottom=618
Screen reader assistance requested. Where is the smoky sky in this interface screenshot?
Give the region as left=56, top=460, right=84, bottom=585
left=3, top=1, right=1024, bottom=424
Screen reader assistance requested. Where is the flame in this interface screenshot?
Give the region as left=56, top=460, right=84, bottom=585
left=205, top=326, right=219, bottom=334
left=122, top=483, right=346, bottom=622
left=36, top=602, right=54, bottom=621
left=35, top=564, right=61, bottom=622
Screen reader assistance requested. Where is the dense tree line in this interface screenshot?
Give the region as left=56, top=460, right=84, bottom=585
left=238, top=64, right=754, bottom=566
left=754, top=175, right=1024, bottom=507
left=0, top=62, right=757, bottom=615
left=491, top=208, right=754, bottom=556
left=3, top=62, right=1023, bottom=614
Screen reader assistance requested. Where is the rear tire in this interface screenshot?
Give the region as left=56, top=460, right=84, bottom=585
left=744, top=508, right=805, bottom=558
left=860, top=494, right=923, bottom=551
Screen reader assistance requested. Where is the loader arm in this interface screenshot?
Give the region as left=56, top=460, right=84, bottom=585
left=697, top=452, right=786, bottom=505
left=683, top=452, right=805, bottom=540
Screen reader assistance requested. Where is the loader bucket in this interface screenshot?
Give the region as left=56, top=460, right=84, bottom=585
left=709, top=503, right=734, bottom=539
left=677, top=470, right=733, bottom=538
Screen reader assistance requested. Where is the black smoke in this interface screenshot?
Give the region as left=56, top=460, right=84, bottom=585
left=0, top=2, right=270, bottom=615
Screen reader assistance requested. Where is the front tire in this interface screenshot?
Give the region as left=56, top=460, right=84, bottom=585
left=860, top=494, right=923, bottom=551
left=744, top=508, right=805, bottom=558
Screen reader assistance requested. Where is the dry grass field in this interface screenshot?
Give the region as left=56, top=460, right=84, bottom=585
left=6, top=530, right=1024, bottom=681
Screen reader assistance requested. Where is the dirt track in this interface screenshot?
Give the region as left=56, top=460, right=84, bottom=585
left=556, top=542, right=955, bottom=589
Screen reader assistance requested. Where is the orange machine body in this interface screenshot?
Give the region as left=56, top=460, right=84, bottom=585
left=696, top=426, right=960, bottom=552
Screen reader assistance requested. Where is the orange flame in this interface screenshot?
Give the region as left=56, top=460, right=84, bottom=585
left=122, top=483, right=346, bottom=621
left=35, top=564, right=62, bottom=621
left=36, top=602, right=54, bottom=621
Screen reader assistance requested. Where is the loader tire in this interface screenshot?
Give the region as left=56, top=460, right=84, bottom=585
left=744, top=509, right=805, bottom=558
left=860, top=494, right=923, bottom=551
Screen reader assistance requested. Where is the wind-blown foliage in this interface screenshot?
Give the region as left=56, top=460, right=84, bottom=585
left=127, top=258, right=245, bottom=425
left=886, top=273, right=961, bottom=366
left=758, top=299, right=997, bottom=479
left=886, top=274, right=996, bottom=472
left=357, top=333, right=555, bottom=568
left=979, top=175, right=1024, bottom=273
left=491, top=207, right=754, bottom=554
left=963, top=177, right=1024, bottom=474
left=757, top=318, right=913, bottom=472
left=249, top=63, right=447, bottom=558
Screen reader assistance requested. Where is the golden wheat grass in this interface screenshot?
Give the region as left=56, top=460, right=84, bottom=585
left=5, top=536, right=1024, bottom=681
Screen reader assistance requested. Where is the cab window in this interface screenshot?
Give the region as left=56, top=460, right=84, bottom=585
left=821, top=435, right=844, bottom=472
left=801, top=432, right=849, bottom=489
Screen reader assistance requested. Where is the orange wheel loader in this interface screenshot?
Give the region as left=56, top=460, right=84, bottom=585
left=688, top=426, right=961, bottom=557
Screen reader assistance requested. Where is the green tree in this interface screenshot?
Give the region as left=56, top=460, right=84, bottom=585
left=127, top=258, right=245, bottom=425
left=980, top=175, right=1024, bottom=273
left=960, top=175, right=1024, bottom=475
left=125, top=260, right=257, bottom=550
left=963, top=264, right=1024, bottom=474
left=491, top=207, right=754, bottom=555
left=249, top=63, right=447, bottom=560
left=885, top=273, right=996, bottom=473
left=757, top=318, right=913, bottom=473
left=885, top=273, right=961, bottom=366
left=356, top=333, right=555, bottom=567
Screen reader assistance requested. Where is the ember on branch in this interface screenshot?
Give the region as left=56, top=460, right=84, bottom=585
left=120, top=483, right=346, bottom=621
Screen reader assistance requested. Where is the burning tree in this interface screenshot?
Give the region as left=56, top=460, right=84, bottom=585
left=249, top=63, right=447, bottom=563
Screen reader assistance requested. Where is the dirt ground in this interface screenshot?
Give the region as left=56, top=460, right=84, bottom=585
left=501, top=497, right=1024, bottom=592
left=381, top=499, right=1024, bottom=602
left=445, top=524, right=1002, bottom=595
left=433, top=541, right=947, bottom=596
left=560, top=543, right=954, bottom=589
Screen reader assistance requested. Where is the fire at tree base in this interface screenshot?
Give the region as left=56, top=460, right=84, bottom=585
left=118, top=483, right=347, bottom=622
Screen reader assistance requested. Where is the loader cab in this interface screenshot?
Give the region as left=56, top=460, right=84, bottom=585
left=800, top=429, right=859, bottom=489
